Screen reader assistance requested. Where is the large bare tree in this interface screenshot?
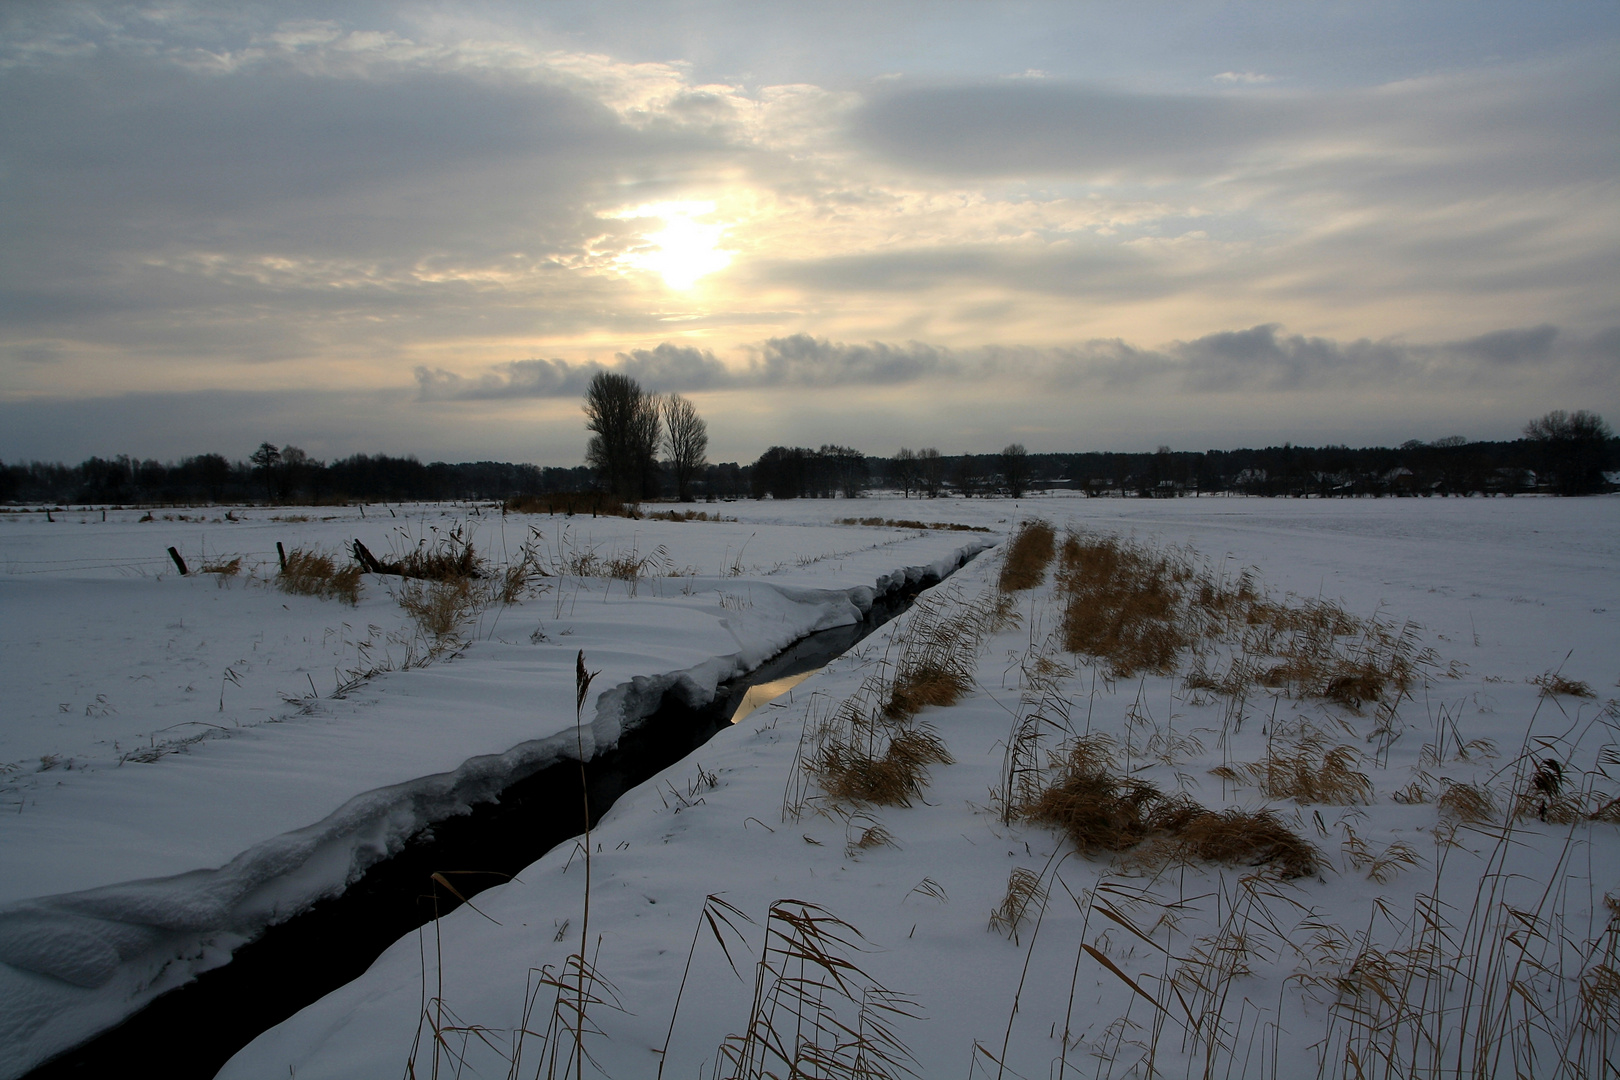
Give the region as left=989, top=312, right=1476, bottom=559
left=892, top=448, right=919, bottom=498
left=1523, top=409, right=1613, bottom=495
left=662, top=393, right=709, bottom=501
left=1001, top=442, right=1030, bottom=498
left=917, top=447, right=943, bottom=498
left=583, top=372, right=661, bottom=501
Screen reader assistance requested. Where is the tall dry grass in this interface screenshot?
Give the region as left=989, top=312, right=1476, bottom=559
left=397, top=579, right=481, bottom=640
left=997, top=519, right=1057, bottom=592
left=1052, top=529, right=1435, bottom=721
left=276, top=547, right=362, bottom=605
left=1210, top=730, right=1374, bottom=805
left=791, top=586, right=1009, bottom=817
left=715, top=900, right=921, bottom=1080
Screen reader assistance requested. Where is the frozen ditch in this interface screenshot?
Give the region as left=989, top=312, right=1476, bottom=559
left=15, top=543, right=984, bottom=1080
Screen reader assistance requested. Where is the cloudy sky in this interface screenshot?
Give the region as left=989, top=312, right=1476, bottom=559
left=2, top=1, right=1616, bottom=466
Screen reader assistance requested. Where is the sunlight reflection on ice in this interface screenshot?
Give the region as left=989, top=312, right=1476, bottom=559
left=729, top=669, right=817, bottom=725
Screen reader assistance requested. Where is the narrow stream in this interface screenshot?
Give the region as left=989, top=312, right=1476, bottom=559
left=27, top=563, right=966, bottom=1079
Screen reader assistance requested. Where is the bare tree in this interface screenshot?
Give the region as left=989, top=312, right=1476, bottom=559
left=249, top=442, right=281, bottom=502
left=917, top=447, right=943, bottom=498
left=821, top=445, right=868, bottom=498
left=1000, top=442, right=1030, bottom=498
left=892, top=448, right=919, bottom=498
left=1523, top=409, right=1614, bottom=495
left=952, top=454, right=979, bottom=497
left=584, top=372, right=661, bottom=501
left=662, top=393, right=709, bottom=502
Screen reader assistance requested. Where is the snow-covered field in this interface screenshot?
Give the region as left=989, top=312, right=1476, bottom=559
left=0, top=502, right=992, bottom=1075
left=5, top=494, right=1618, bottom=1078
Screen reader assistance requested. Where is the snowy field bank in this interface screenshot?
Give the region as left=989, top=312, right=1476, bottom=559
left=204, top=493, right=1618, bottom=1080
left=0, top=504, right=993, bottom=1076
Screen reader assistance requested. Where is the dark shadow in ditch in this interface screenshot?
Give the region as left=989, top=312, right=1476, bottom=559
left=27, top=560, right=972, bottom=1080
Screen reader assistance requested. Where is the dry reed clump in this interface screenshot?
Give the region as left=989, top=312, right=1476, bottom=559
left=997, top=519, right=1057, bottom=592
left=393, top=529, right=483, bottom=582
left=546, top=536, right=670, bottom=582
left=811, top=714, right=953, bottom=808
left=796, top=588, right=1003, bottom=816
left=988, top=867, right=1046, bottom=942
left=1531, top=671, right=1596, bottom=698
left=1054, top=532, right=1196, bottom=676
left=1249, top=615, right=1425, bottom=713
left=837, top=516, right=992, bottom=533
left=1055, top=528, right=1433, bottom=712
left=1210, top=734, right=1373, bottom=805
left=1437, top=779, right=1496, bottom=823
left=496, top=550, right=548, bottom=604
left=276, top=547, right=362, bottom=605
left=648, top=508, right=734, bottom=523
left=1508, top=756, right=1620, bottom=824
left=397, top=578, right=481, bottom=639
left=883, top=662, right=973, bottom=720
left=1316, top=833, right=1620, bottom=1079
left=1019, top=735, right=1320, bottom=877
left=601, top=543, right=671, bottom=581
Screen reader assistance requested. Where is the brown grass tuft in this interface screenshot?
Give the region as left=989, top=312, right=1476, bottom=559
left=1437, top=779, right=1495, bottom=823
left=845, top=820, right=898, bottom=858
left=277, top=547, right=362, bottom=604
left=1216, top=735, right=1373, bottom=805
left=1054, top=532, right=1194, bottom=676
left=791, top=586, right=1001, bottom=817
left=1020, top=735, right=1320, bottom=877
left=648, top=508, right=735, bottom=523
left=1055, top=528, right=1433, bottom=714
left=988, top=867, right=1047, bottom=942
left=811, top=725, right=953, bottom=807
left=884, top=663, right=973, bottom=720
left=1532, top=671, right=1596, bottom=698
left=392, top=532, right=483, bottom=582
left=198, top=555, right=242, bottom=577
left=1177, top=808, right=1321, bottom=879
left=997, top=519, right=1057, bottom=592
left=496, top=550, right=547, bottom=604
left=397, top=578, right=480, bottom=639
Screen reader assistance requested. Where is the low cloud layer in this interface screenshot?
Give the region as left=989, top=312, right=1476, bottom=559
left=416, top=323, right=1618, bottom=402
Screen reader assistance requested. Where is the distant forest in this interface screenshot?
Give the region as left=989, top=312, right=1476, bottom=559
left=4, top=433, right=1615, bottom=505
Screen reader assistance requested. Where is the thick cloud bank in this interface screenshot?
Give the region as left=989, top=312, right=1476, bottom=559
left=416, top=324, right=1617, bottom=399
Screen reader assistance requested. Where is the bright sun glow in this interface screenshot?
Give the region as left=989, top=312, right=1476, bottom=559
left=611, top=201, right=732, bottom=290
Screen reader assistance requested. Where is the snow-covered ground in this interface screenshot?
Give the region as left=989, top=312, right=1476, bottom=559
left=5, top=494, right=1618, bottom=1078
left=0, top=503, right=992, bottom=1076
left=208, top=493, right=1616, bottom=1080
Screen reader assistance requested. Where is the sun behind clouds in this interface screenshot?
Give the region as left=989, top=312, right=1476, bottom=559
left=611, top=201, right=733, bottom=291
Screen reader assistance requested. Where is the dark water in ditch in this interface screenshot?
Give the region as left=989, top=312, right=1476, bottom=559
left=27, top=565, right=964, bottom=1080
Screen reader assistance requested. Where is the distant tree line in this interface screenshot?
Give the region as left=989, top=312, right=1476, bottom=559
left=861, top=413, right=1615, bottom=499
left=3, top=411, right=1611, bottom=506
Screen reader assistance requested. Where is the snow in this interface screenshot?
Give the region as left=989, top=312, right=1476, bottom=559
left=5, top=495, right=1618, bottom=1079
left=0, top=503, right=991, bottom=1076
